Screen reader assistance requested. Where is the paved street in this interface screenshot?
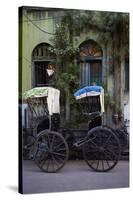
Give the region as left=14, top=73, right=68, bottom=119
left=23, top=160, right=129, bottom=194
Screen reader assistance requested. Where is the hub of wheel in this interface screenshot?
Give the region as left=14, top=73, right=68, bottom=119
left=98, top=146, right=105, bottom=152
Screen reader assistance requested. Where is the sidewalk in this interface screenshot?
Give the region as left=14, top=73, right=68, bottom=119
left=22, top=160, right=129, bottom=194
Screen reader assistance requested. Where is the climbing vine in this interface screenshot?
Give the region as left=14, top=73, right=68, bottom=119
left=49, top=10, right=129, bottom=123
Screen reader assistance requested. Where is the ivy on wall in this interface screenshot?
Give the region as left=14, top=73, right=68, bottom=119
left=49, top=10, right=129, bottom=123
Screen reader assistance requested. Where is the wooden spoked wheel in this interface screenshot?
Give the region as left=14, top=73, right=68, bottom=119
left=83, top=127, right=121, bottom=172
left=34, top=130, right=69, bottom=173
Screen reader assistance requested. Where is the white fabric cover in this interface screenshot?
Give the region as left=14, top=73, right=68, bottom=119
left=47, top=87, right=60, bottom=115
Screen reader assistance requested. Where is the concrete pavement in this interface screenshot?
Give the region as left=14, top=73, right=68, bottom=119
left=22, top=160, right=129, bottom=194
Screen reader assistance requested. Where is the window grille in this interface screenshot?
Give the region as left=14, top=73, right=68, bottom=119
left=79, top=40, right=103, bottom=87
left=32, top=43, right=56, bottom=87
left=80, top=61, right=102, bottom=87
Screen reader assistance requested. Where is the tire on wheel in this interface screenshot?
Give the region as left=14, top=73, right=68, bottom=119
left=83, top=126, right=121, bottom=172
left=34, top=129, right=69, bottom=173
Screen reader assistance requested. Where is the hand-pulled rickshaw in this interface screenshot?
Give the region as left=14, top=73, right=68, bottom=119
left=23, top=86, right=122, bottom=173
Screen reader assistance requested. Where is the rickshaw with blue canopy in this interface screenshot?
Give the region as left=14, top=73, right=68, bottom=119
left=23, top=85, right=121, bottom=172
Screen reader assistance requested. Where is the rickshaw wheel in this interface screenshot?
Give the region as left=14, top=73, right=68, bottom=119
left=83, top=126, right=121, bottom=172
left=34, top=129, right=69, bottom=173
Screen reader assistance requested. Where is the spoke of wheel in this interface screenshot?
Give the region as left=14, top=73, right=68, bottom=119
left=51, top=156, right=55, bottom=171
left=54, top=154, right=65, bottom=163
left=46, top=158, right=50, bottom=172
left=96, top=160, right=100, bottom=170
left=102, top=159, right=104, bottom=170
left=40, top=157, right=48, bottom=168
left=106, top=148, right=118, bottom=158
left=99, top=136, right=102, bottom=146
left=107, top=144, right=119, bottom=152
left=105, top=159, right=110, bottom=168
left=50, top=134, right=55, bottom=150
left=90, top=159, right=96, bottom=166
left=55, top=147, right=66, bottom=152
left=52, top=155, right=60, bottom=168
left=103, top=151, right=114, bottom=162
left=104, top=134, right=112, bottom=147
left=88, top=139, right=98, bottom=148
left=98, top=131, right=104, bottom=145
left=53, top=141, right=66, bottom=151
left=52, top=152, right=66, bottom=157
left=46, top=134, right=51, bottom=148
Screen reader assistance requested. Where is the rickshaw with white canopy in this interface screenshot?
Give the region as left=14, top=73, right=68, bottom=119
left=23, top=85, right=121, bottom=172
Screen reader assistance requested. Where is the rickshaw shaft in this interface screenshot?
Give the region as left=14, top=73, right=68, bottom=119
left=73, top=136, right=94, bottom=148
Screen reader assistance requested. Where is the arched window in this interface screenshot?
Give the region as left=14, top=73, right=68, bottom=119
left=79, top=40, right=103, bottom=87
left=32, top=43, right=56, bottom=60
left=32, top=43, right=56, bottom=87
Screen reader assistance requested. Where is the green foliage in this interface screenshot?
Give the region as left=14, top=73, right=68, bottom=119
left=50, top=23, right=79, bottom=60
left=50, top=15, right=80, bottom=97
left=55, top=63, right=79, bottom=104
left=104, top=92, right=115, bottom=109
left=49, top=11, right=129, bottom=123
left=50, top=11, right=129, bottom=63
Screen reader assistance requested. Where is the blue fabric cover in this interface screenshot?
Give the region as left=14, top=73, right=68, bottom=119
left=74, top=86, right=103, bottom=97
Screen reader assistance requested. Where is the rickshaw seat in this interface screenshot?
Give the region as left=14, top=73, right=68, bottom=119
left=82, top=111, right=101, bottom=120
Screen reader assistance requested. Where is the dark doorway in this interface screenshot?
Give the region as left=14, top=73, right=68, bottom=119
left=34, top=61, right=49, bottom=87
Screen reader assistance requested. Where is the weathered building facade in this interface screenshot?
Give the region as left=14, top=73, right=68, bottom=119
left=19, top=6, right=129, bottom=127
